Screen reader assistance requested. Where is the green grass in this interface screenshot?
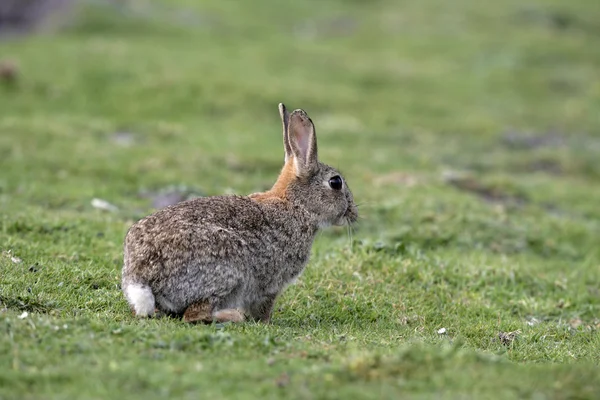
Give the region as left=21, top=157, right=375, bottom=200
left=1, top=0, right=600, bottom=398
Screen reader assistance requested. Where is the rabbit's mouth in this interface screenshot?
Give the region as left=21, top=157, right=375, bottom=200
left=332, top=218, right=346, bottom=226
left=334, top=205, right=358, bottom=226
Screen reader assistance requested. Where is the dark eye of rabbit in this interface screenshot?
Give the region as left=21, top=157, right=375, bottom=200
left=328, top=176, right=343, bottom=190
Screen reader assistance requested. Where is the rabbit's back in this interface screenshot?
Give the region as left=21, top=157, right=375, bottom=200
left=123, top=195, right=317, bottom=313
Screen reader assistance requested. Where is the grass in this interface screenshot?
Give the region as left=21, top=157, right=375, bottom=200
left=1, top=0, right=600, bottom=398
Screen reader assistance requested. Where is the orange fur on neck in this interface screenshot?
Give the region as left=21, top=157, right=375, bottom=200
left=250, top=159, right=296, bottom=202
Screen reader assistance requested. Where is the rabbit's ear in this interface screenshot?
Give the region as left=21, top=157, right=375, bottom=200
left=288, top=109, right=318, bottom=175
left=278, top=103, right=292, bottom=162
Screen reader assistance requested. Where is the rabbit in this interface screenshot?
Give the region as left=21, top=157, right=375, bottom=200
left=122, top=103, right=358, bottom=323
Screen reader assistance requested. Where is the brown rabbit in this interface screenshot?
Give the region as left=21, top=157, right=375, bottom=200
left=122, top=104, right=358, bottom=323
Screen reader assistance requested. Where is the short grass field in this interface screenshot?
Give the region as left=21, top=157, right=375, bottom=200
left=1, top=0, right=600, bottom=398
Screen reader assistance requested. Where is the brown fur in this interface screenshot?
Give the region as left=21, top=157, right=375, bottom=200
left=213, top=309, right=245, bottom=323
left=182, top=300, right=212, bottom=323
left=250, top=159, right=296, bottom=203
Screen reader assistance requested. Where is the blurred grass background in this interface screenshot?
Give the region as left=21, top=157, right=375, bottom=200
left=1, top=0, right=599, bottom=399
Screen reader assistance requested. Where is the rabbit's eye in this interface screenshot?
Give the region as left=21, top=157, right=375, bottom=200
left=329, top=176, right=343, bottom=190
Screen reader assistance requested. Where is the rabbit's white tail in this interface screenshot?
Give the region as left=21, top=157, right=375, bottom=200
left=124, top=282, right=155, bottom=317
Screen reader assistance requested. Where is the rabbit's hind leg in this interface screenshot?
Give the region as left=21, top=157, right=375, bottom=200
left=183, top=300, right=246, bottom=324
left=183, top=300, right=213, bottom=323
left=213, top=308, right=245, bottom=323
left=210, top=281, right=246, bottom=323
left=181, top=268, right=246, bottom=323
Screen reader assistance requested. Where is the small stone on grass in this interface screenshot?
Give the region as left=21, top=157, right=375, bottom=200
left=91, top=198, right=119, bottom=212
